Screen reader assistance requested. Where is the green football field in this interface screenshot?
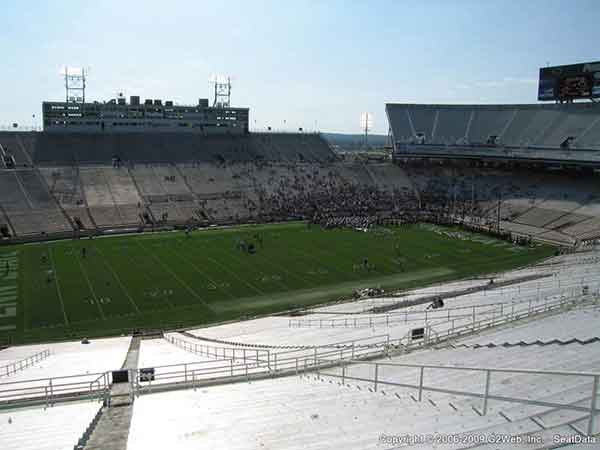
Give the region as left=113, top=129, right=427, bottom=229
left=0, top=222, right=554, bottom=344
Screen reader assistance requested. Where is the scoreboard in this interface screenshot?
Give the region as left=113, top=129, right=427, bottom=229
left=538, top=61, right=600, bottom=101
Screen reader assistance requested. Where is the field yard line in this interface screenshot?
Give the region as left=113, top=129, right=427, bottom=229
left=328, top=236, right=406, bottom=276
left=210, top=267, right=457, bottom=313
left=288, top=246, right=350, bottom=278
left=7, top=252, right=24, bottom=334
left=314, top=234, right=397, bottom=273
left=134, top=240, right=215, bottom=312
left=121, top=251, right=174, bottom=309
left=254, top=252, right=316, bottom=287
left=267, top=261, right=315, bottom=289
left=47, top=247, right=69, bottom=326
left=203, top=236, right=291, bottom=291
left=76, top=256, right=106, bottom=320
left=215, top=249, right=289, bottom=291
left=210, top=236, right=312, bottom=288
left=197, top=253, right=265, bottom=296
left=94, top=247, right=142, bottom=314
left=165, top=245, right=236, bottom=300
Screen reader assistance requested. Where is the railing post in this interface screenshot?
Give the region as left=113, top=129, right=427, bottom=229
left=49, top=379, right=53, bottom=406
left=482, top=370, right=491, bottom=415
left=184, top=363, right=188, bottom=383
left=418, top=367, right=424, bottom=402
left=374, top=363, right=379, bottom=392
left=230, top=359, right=233, bottom=377
left=135, top=372, right=141, bottom=398
left=314, top=347, right=317, bottom=366
left=351, top=343, right=355, bottom=359
left=129, top=369, right=135, bottom=403
left=342, top=362, right=345, bottom=385
left=274, top=354, right=278, bottom=372
left=588, top=375, right=599, bottom=436
left=295, top=357, right=298, bottom=375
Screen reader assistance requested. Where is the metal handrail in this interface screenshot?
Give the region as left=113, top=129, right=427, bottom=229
left=0, top=369, right=106, bottom=386
left=0, top=370, right=108, bottom=406
left=303, top=302, right=510, bottom=316
left=316, top=357, right=600, bottom=436
left=428, top=293, right=598, bottom=344
left=288, top=285, right=598, bottom=329
left=183, top=332, right=392, bottom=350
left=0, top=349, right=51, bottom=378
left=165, top=334, right=271, bottom=363
left=289, top=308, right=501, bottom=328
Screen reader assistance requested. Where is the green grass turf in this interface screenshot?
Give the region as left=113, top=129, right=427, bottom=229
left=0, top=222, right=555, bottom=344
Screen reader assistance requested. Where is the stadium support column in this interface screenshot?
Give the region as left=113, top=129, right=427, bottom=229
left=471, top=177, right=475, bottom=219
left=452, top=181, right=457, bottom=218
left=360, top=113, right=372, bottom=149
left=496, top=191, right=502, bottom=233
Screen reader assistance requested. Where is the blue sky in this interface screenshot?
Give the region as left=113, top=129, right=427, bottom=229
left=1, top=0, right=599, bottom=133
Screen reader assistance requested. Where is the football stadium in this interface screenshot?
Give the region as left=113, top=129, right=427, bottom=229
left=2, top=7, right=600, bottom=450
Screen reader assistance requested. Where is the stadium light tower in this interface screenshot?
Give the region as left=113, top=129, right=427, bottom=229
left=61, top=66, right=87, bottom=104
left=210, top=74, right=231, bottom=108
left=360, top=112, right=373, bottom=148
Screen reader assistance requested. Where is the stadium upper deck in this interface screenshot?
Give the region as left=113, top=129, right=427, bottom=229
left=0, top=131, right=336, bottom=166
left=386, top=102, right=600, bottom=166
